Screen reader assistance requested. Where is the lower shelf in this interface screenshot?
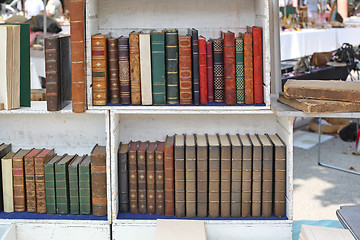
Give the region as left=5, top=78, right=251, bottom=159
left=0, top=211, right=107, bottom=221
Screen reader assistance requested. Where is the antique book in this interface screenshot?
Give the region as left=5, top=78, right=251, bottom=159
left=69, top=155, right=85, bottom=214
left=129, top=141, right=140, bottom=214
left=24, top=148, right=43, bottom=212
left=156, top=219, right=207, bottom=240
left=196, top=135, right=208, bottom=217
left=185, top=135, right=196, bottom=217
left=239, top=134, right=252, bottom=217
left=59, top=35, right=72, bottom=110
left=79, top=155, right=91, bottom=214
left=165, top=30, right=179, bottom=104
left=259, top=134, right=273, bottom=217
left=34, top=148, right=55, bottom=214
left=107, top=38, right=120, bottom=103
left=137, top=142, right=148, bottom=214
left=174, top=135, right=185, bottom=217
left=337, top=205, right=360, bottom=240
left=118, top=37, right=131, bottom=105
left=208, top=135, right=220, bottom=218
left=0, top=143, right=11, bottom=211
left=249, top=134, right=262, bottom=217
left=252, top=26, right=263, bottom=104
left=92, top=34, right=108, bottom=105
left=129, top=32, right=141, bottom=105
left=70, top=0, right=86, bottom=113
left=151, top=32, right=166, bottom=105
left=188, top=28, right=200, bottom=105
left=235, top=36, right=245, bottom=104
left=155, top=142, right=165, bottom=215
left=268, top=134, right=286, bottom=217
left=2, top=151, right=15, bottom=212
left=13, top=149, right=31, bottom=212
left=44, top=155, right=63, bottom=214
left=178, top=35, right=192, bottom=105
left=229, top=134, right=242, bottom=217
left=244, top=30, right=254, bottom=104
left=223, top=31, right=236, bottom=105
left=118, top=143, right=129, bottom=213
left=213, top=38, right=225, bottom=103
left=147, top=142, right=156, bottom=214
left=91, top=144, right=107, bottom=216
left=199, top=36, right=208, bottom=105
left=139, top=33, right=152, bottom=105
left=206, top=40, right=214, bottom=103
left=219, top=135, right=231, bottom=218
left=301, top=224, right=354, bottom=240
left=164, top=136, right=175, bottom=216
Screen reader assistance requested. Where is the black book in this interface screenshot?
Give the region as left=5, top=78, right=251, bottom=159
left=59, top=34, right=72, bottom=109
left=118, top=143, right=129, bottom=213
left=188, top=28, right=200, bottom=105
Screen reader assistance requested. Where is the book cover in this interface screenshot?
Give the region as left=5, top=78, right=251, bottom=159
left=229, top=134, right=242, bottom=217
left=239, top=134, right=252, bottom=217
left=199, top=36, right=208, bottom=105
left=206, top=40, right=214, bottom=103
left=174, top=134, right=185, bottom=217
left=2, top=150, right=15, bottom=212
left=235, top=36, right=245, bottom=104
left=219, top=135, right=231, bottom=218
left=208, top=135, right=220, bottom=218
left=151, top=32, right=166, bottom=105
left=188, top=28, right=200, bottom=105
left=68, top=155, right=85, bottom=214
left=92, top=34, right=108, bottom=106
left=13, top=149, right=31, bottom=212
left=118, top=143, right=129, bottom=213
left=164, top=136, right=175, bottom=216
left=129, top=141, right=140, bottom=214
left=244, top=30, right=254, bottom=104
left=165, top=29, right=179, bottom=105
left=107, top=38, right=120, bottom=103
left=137, top=142, right=148, bottom=214
left=91, top=144, right=107, bottom=216
left=185, top=135, right=196, bottom=217
left=129, top=32, right=141, bottom=105
left=196, top=135, right=208, bottom=217
left=118, top=37, right=131, bottom=105
left=44, top=155, right=63, bottom=214
left=212, top=38, right=225, bottom=103
left=147, top=142, right=156, bottom=214
left=249, top=134, right=262, bottom=218
left=223, top=31, right=236, bottom=105
left=253, top=26, right=263, bottom=104
left=139, top=33, right=152, bottom=105
left=155, top=142, right=165, bottom=215
left=79, top=155, right=91, bottom=214
left=59, top=35, right=72, bottom=110
left=178, top=35, right=192, bottom=105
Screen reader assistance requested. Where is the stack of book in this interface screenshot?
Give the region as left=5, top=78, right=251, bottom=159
left=92, top=27, right=264, bottom=106
left=118, top=134, right=286, bottom=218
left=299, top=225, right=354, bottom=240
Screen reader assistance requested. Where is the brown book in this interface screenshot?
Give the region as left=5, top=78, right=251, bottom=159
left=45, top=36, right=60, bottom=111
left=107, top=38, right=120, bottom=103
left=219, top=135, right=231, bottom=218
left=196, top=135, right=208, bottom=217
left=118, top=37, right=131, bottom=105
left=129, top=32, right=141, bottom=105
left=174, top=134, right=185, bottom=217
left=239, top=135, right=252, bottom=217
left=268, top=134, right=286, bottom=218
left=229, top=134, right=242, bottom=217
left=222, top=31, right=236, bottom=105
left=35, top=149, right=55, bottom=214
left=13, top=149, right=31, bottom=212
left=92, top=34, right=108, bottom=105
left=129, top=141, right=140, bottom=214
left=249, top=134, right=262, bottom=217
left=155, top=142, right=165, bottom=215
left=164, top=136, right=175, bottom=216
left=244, top=30, right=254, bottom=105
left=137, top=142, right=148, bottom=214
left=178, top=35, right=192, bottom=105
left=147, top=142, right=156, bottom=214
left=208, top=135, right=220, bottom=218
left=91, top=144, right=107, bottom=216
left=185, top=135, right=196, bottom=217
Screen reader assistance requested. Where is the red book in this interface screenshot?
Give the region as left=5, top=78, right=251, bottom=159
left=179, top=35, right=192, bottom=105
left=223, top=31, right=236, bottom=105
left=244, top=28, right=254, bottom=104
left=206, top=40, right=214, bottom=103
left=252, top=26, right=263, bottom=104
left=198, top=36, right=208, bottom=105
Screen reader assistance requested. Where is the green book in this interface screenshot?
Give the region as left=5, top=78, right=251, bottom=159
left=79, top=155, right=91, bottom=214
left=165, top=29, right=179, bottom=105
left=68, top=155, right=85, bottom=215
left=235, top=36, right=245, bottom=104
left=151, top=31, right=166, bottom=105
left=44, top=155, right=63, bottom=214
left=55, top=154, right=76, bottom=214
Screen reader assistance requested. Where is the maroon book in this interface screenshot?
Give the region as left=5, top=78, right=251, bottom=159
left=223, top=31, right=236, bottom=105
left=199, top=36, right=208, bottom=105
left=253, top=26, right=263, bottom=104
left=206, top=40, right=214, bottom=103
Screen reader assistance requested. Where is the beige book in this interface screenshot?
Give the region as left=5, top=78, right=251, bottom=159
left=0, top=26, right=9, bottom=110
left=11, top=25, right=21, bottom=109
left=139, top=33, right=152, bottom=105
left=156, top=219, right=207, bottom=240
left=2, top=151, right=16, bottom=212
left=301, top=225, right=354, bottom=240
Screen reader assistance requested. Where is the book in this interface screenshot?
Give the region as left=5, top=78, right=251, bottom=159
left=147, top=142, right=156, bottom=214
left=68, top=155, right=85, bottom=214
left=139, top=33, right=152, bottom=105
left=137, top=142, right=148, bottom=214
left=229, top=134, right=242, bottom=217
left=249, top=134, right=262, bottom=217
left=239, top=134, right=252, bottom=217
left=235, top=36, right=245, bottom=104
left=164, top=136, right=175, bottom=216
left=213, top=38, right=225, bottom=103
left=223, top=31, right=236, bottom=105
left=185, top=135, right=196, bottom=217
left=2, top=151, right=15, bottom=212
left=44, top=155, right=63, bottom=214
left=91, top=34, right=108, bottom=105
left=107, top=37, right=120, bottom=103
left=252, top=26, right=263, bottom=104
left=199, top=36, right=208, bottom=105
left=244, top=30, right=254, bottom=104
left=206, top=40, right=214, bottom=103
left=219, top=134, right=231, bottom=218
left=196, top=135, right=208, bottom=217
left=59, top=35, right=72, bottom=110
left=174, top=134, right=185, bottom=217
left=129, top=141, right=139, bottom=214
left=155, top=142, right=165, bottom=215
left=129, top=32, right=141, bottom=105
left=300, top=224, right=354, bottom=240
left=91, top=144, right=107, bottom=216
left=156, top=219, right=207, bottom=240
left=118, top=143, right=129, bottom=213
left=13, top=149, right=31, bottom=212
left=259, top=134, right=273, bottom=217
left=79, top=155, right=91, bottom=214
left=118, top=37, right=131, bottom=105
left=188, top=28, right=200, bottom=105
left=208, top=135, right=220, bottom=218
left=151, top=32, right=166, bottom=105
left=165, top=29, right=179, bottom=105
left=45, top=36, right=60, bottom=111
left=0, top=143, right=11, bottom=212
left=178, top=35, right=192, bottom=105
left=337, top=205, right=360, bottom=240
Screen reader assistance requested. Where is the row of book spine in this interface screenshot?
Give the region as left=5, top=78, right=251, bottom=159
left=92, top=27, right=263, bottom=106
left=0, top=144, right=107, bottom=216
left=118, top=133, right=286, bottom=218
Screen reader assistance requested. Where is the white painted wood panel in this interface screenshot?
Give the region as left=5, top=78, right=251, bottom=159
left=0, top=224, right=15, bottom=240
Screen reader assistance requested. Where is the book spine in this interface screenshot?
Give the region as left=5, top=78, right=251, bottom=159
left=147, top=145, right=155, bottom=214
left=209, top=141, right=220, bottom=218
left=178, top=35, right=192, bottom=105
left=191, top=29, right=200, bottom=105
left=252, top=141, right=262, bottom=218
left=185, top=141, right=196, bottom=217
left=59, top=36, right=72, bottom=110
left=174, top=138, right=185, bottom=217
left=24, top=155, right=36, bottom=212
left=253, top=27, right=263, bottom=104
left=274, top=145, right=286, bottom=217
left=199, top=37, right=208, bottom=105
left=44, top=163, right=56, bottom=214
left=91, top=149, right=107, bottom=216
left=242, top=140, right=252, bottom=217
left=13, top=156, right=26, bottom=212
left=137, top=146, right=147, bottom=214
left=129, top=147, right=138, bottom=214
left=20, top=24, right=31, bottom=107
left=107, top=38, right=120, bottom=104
left=206, top=41, right=214, bottom=103
left=69, top=165, right=80, bottom=214
left=151, top=32, right=166, bottom=105
left=45, top=37, right=60, bottom=111
left=231, top=141, right=242, bottom=217
left=118, top=37, right=131, bottom=105
left=213, top=39, right=225, bottom=103
left=79, top=164, right=91, bottom=214
left=165, top=30, right=179, bottom=104
left=119, top=149, right=129, bottom=213
left=139, top=34, right=152, bottom=105
left=2, top=157, right=14, bottom=212
left=129, top=32, right=141, bottom=105
left=155, top=144, right=165, bottom=215
left=244, top=33, right=254, bottom=104
left=223, top=32, right=236, bottom=105
left=92, top=35, right=108, bottom=105
left=55, top=164, right=69, bottom=214
left=235, top=38, right=245, bottom=104
left=220, top=143, right=231, bottom=218
left=262, top=141, right=273, bottom=217
left=164, top=140, right=175, bottom=216
left=197, top=143, right=208, bottom=217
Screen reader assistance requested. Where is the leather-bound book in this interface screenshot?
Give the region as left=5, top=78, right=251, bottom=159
left=139, top=33, right=152, bottom=105
left=222, top=31, right=236, bottom=105
left=92, top=34, right=108, bottom=105
left=45, top=36, right=60, bottom=111
left=129, top=32, right=141, bottom=105
left=151, top=32, right=166, bottom=105
left=252, top=27, right=263, bottom=104
left=196, top=135, right=208, bottom=217
left=2, top=151, right=15, bottom=212
left=59, top=35, right=72, bottom=110
left=0, top=144, right=11, bottom=212
left=208, top=135, right=220, bottom=218
left=118, top=143, right=129, bottom=213
left=164, top=136, right=175, bottom=216
left=229, top=135, right=242, bottom=217
left=239, top=135, right=252, bottom=217
left=249, top=134, right=262, bottom=217
left=35, top=149, right=55, bottom=214
left=174, top=135, right=185, bottom=217
left=165, top=29, right=179, bottom=104
left=155, top=142, right=165, bottom=215
left=199, top=36, right=208, bottom=105
left=188, top=28, right=200, bottom=105
left=69, top=155, right=85, bottom=215
left=13, top=149, right=31, bottom=212
left=219, top=135, right=231, bottom=218
left=244, top=29, right=254, bottom=104
left=91, top=144, right=107, bottom=216
left=258, top=135, right=273, bottom=217
left=129, top=141, right=140, bottom=214
left=268, top=134, right=286, bottom=218
left=147, top=142, right=156, bottom=214
left=206, top=40, right=214, bottom=103
left=24, top=148, right=43, bottom=212
left=137, top=142, right=148, bottom=214
left=107, top=38, right=120, bottom=104
left=212, top=38, right=225, bottom=103
left=118, top=37, right=131, bottom=105
left=178, top=35, right=192, bottom=105
left=185, top=135, right=196, bottom=217
left=70, top=0, right=86, bottom=113
left=44, top=155, right=63, bottom=214
left=235, top=35, right=245, bottom=104
left=79, top=155, right=91, bottom=214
